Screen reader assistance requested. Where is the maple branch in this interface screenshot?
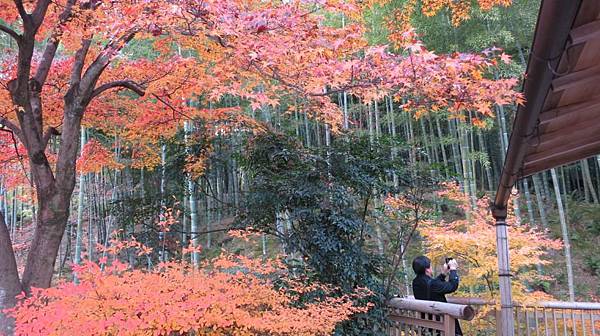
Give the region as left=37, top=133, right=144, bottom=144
left=80, top=29, right=138, bottom=100
left=251, top=63, right=376, bottom=98
left=13, top=0, right=29, bottom=25
left=31, top=0, right=53, bottom=31
left=0, top=23, right=20, bottom=42
left=152, top=93, right=194, bottom=120
left=70, top=38, right=93, bottom=87
left=0, top=117, right=24, bottom=142
left=0, top=126, right=32, bottom=187
left=90, top=81, right=145, bottom=100
left=34, top=0, right=77, bottom=86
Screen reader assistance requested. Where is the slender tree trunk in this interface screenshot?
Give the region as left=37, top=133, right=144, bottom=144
left=87, top=177, right=95, bottom=263
left=184, top=121, right=200, bottom=267
left=582, top=159, right=598, bottom=203
left=343, top=91, right=349, bottom=130
left=597, top=156, right=600, bottom=183
left=407, top=113, right=416, bottom=167
left=551, top=168, right=575, bottom=301
left=522, top=178, right=536, bottom=225
left=542, top=171, right=551, bottom=202
left=435, top=117, right=449, bottom=179
left=419, top=118, right=432, bottom=163
left=73, top=128, right=87, bottom=282
left=303, top=111, right=311, bottom=148
left=559, top=168, right=568, bottom=218
left=427, top=117, right=440, bottom=165
left=477, top=130, right=494, bottom=191
left=0, top=211, right=22, bottom=336
left=457, top=122, right=474, bottom=211
left=11, top=190, right=17, bottom=235
left=367, top=103, right=374, bottom=145
left=523, top=176, right=544, bottom=273
left=582, top=163, right=591, bottom=203
left=532, top=174, right=549, bottom=228
left=294, top=109, right=300, bottom=138
left=205, top=182, right=212, bottom=249
left=374, top=101, right=381, bottom=138
left=389, top=97, right=400, bottom=186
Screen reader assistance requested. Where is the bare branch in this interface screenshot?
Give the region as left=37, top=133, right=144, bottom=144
left=0, top=117, right=24, bottom=142
left=90, top=80, right=145, bottom=100
left=0, top=23, right=20, bottom=42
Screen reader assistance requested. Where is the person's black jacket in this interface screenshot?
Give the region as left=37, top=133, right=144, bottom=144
left=412, top=270, right=462, bottom=335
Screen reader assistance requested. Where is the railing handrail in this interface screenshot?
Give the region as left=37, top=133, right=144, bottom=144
left=446, top=296, right=600, bottom=310
left=388, top=298, right=476, bottom=320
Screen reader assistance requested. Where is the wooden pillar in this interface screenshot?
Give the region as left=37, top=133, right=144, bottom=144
left=495, top=215, right=515, bottom=336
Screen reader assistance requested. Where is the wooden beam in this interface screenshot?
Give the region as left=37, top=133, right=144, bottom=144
left=539, top=95, right=600, bottom=126
left=528, top=120, right=600, bottom=151
left=447, top=297, right=600, bottom=310
left=527, top=130, right=600, bottom=161
left=570, top=19, right=600, bottom=45
left=522, top=140, right=600, bottom=176
left=551, top=64, right=600, bottom=91
left=388, top=298, right=475, bottom=320
left=388, top=315, right=444, bottom=330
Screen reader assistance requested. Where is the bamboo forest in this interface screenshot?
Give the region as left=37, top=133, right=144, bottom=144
left=0, top=0, right=599, bottom=335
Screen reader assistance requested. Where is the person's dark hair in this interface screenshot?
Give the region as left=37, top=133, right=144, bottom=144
left=412, top=256, right=431, bottom=275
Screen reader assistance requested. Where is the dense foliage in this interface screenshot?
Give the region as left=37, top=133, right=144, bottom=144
left=9, top=253, right=369, bottom=336
left=2, top=0, right=600, bottom=335
left=240, top=132, right=409, bottom=334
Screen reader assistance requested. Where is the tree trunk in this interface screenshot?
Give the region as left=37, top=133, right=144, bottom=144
left=581, top=159, right=598, bottom=203
left=435, top=117, right=449, bottom=179
left=448, top=119, right=461, bottom=177
left=73, top=128, right=87, bottom=282
left=532, top=174, right=549, bottom=228
left=522, top=178, right=536, bottom=225
left=457, top=122, right=474, bottom=211
left=342, top=91, right=349, bottom=130
left=0, top=211, right=22, bottom=336
left=185, top=121, right=200, bottom=268
left=21, top=191, right=72, bottom=290
left=551, top=168, right=575, bottom=301
left=477, top=130, right=494, bottom=191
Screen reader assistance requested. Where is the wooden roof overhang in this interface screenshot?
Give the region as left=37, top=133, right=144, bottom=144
left=493, top=0, right=600, bottom=218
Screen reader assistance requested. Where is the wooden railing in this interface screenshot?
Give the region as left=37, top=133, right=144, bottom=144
left=447, top=297, right=600, bottom=336
left=388, top=297, right=600, bottom=335
left=387, top=298, right=475, bottom=335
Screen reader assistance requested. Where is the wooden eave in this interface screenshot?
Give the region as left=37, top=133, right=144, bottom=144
left=494, top=0, right=600, bottom=217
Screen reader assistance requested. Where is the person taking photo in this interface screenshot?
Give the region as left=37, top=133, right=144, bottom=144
left=412, top=256, right=462, bottom=335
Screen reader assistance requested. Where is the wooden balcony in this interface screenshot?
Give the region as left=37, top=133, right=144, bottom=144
left=387, top=298, right=600, bottom=336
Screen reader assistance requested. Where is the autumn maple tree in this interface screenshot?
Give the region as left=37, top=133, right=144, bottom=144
left=0, top=0, right=371, bottom=327
left=419, top=183, right=562, bottom=331
left=0, top=0, right=522, bottom=333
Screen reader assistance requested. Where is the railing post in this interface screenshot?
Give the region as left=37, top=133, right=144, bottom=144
left=495, top=215, right=515, bottom=336
left=444, top=314, right=456, bottom=336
